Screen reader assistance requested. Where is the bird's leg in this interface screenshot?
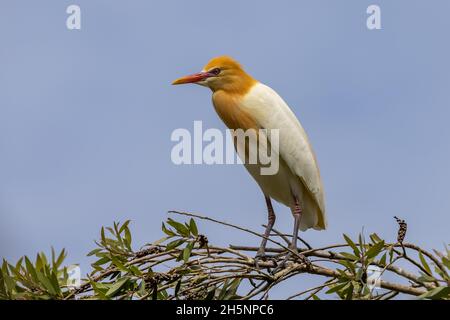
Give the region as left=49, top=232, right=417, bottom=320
left=273, top=197, right=311, bottom=273
left=290, top=199, right=302, bottom=253
left=255, top=196, right=276, bottom=265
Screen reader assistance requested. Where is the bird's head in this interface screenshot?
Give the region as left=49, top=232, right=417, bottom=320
left=172, top=56, right=256, bottom=94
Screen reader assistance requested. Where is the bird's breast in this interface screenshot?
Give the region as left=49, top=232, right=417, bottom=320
left=212, top=90, right=259, bottom=131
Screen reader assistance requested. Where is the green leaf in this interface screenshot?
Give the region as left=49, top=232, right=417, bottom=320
left=418, top=274, right=436, bottom=282
left=419, top=286, right=450, bottom=300
left=174, top=280, right=182, bottom=297
left=326, top=282, right=349, bottom=294
left=344, top=282, right=354, bottom=300
left=36, top=271, right=57, bottom=295
left=166, top=239, right=184, bottom=251
left=442, top=257, right=450, bottom=270
left=110, top=256, right=128, bottom=272
left=419, top=251, right=432, bottom=275
left=131, top=266, right=143, bottom=277
left=24, top=256, right=38, bottom=282
left=49, top=271, right=62, bottom=296
left=355, top=268, right=363, bottom=281
left=379, top=253, right=387, bottom=266
left=2, top=272, right=16, bottom=296
left=358, top=233, right=364, bottom=255
left=157, top=289, right=168, bottom=300
left=369, top=233, right=382, bottom=244
left=0, top=280, right=7, bottom=299
left=183, top=242, right=194, bottom=263
left=93, top=256, right=110, bottom=266
left=218, top=279, right=230, bottom=300
left=87, top=248, right=103, bottom=257
left=138, top=280, right=146, bottom=297
left=162, top=223, right=176, bottom=237
left=366, top=241, right=385, bottom=259
left=106, top=226, right=115, bottom=236
left=388, top=245, right=395, bottom=263
left=35, top=253, right=44, bottom=271
left=152, top=236, right=169, bottom=246
left=119, top=220, right=131, bottom=234
left=167, top=219, right=190, bottom=237
left=39, top=252, right=48, bottom=267
left=55, top=249, right=66, bottom=269
left=101, top=227, right=106, bottom=243
left=343, top=234, right=360, bottom=257
left=113, top=222, right=121, bottom=239
left=337, top=260, right=356, bottom=274
left=339, top=252, right=359, bottom=261
left=176, top=250, right=184, bottom=262
left=14, top=257, right=23, bottom=274
left=105, top=277, right=129, bottom=297
left=225, top=278, right=241, bottom=299
left=51, top=247, right=56, bottom=266
left=124, top=227, right=132, bottom=250
left=189, top=219, right=198, bottom=237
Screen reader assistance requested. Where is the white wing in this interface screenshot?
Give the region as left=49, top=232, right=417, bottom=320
left=241, top=82, right=327, bottom=229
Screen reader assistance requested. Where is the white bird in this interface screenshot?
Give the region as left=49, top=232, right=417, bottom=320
left=173, top=56, right=326, bottom=262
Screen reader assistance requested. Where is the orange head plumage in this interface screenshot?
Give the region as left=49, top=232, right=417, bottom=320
left=172, top=56, right=257, bottom=95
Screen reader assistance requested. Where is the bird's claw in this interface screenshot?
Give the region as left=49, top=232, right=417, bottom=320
left=297, top=253, right=312, bottom=269
left=270, top=251, right=311, bottom=275
left=254, top=251, right=267, bottom=270
left=254, top=251, right=278, bottom=270
left=270, top=257, right=289, bottom=275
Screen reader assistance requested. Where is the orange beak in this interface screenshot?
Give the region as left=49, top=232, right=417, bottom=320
left=172, top=72, right=211, bottom=85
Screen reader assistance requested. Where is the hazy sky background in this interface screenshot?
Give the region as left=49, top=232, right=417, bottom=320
left=1, top=1, right=449, bottom=298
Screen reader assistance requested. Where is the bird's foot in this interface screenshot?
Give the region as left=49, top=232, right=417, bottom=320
left=254, top=250, right=277, bottom=270
left=254, top=250, right=267, bottom=270
left=270, top=253, right=291, bottom=274
left=271, top=250, right=311, bottom=275
left=295, top=252, right=312, bottom=269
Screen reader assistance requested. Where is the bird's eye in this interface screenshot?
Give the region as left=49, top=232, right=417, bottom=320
left=209, top=68, right=221, bottom=76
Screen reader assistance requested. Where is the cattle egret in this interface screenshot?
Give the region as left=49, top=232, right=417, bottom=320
left=172, top=56, right=326, bottom=264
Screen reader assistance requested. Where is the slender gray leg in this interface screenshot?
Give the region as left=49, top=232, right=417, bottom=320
left=290, top=199, right=302, bottom=252
left=272, top=196, right=311, bottom=273
left=256, top=196, right=276, bottom=259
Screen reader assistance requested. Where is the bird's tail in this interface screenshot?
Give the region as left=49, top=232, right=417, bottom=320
left=298, top=191, right=327, bottom=231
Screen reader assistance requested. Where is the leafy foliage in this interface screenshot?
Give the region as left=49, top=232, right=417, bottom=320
left=1, top=214, right=449, bottom=300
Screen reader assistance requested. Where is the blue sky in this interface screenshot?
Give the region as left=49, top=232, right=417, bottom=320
left=1, top=1, right=449, bottom=298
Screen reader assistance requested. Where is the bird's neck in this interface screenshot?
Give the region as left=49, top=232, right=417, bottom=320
left=209, top=73, right=258, bottom=96
left=212, top=86, right=259, bottom=131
